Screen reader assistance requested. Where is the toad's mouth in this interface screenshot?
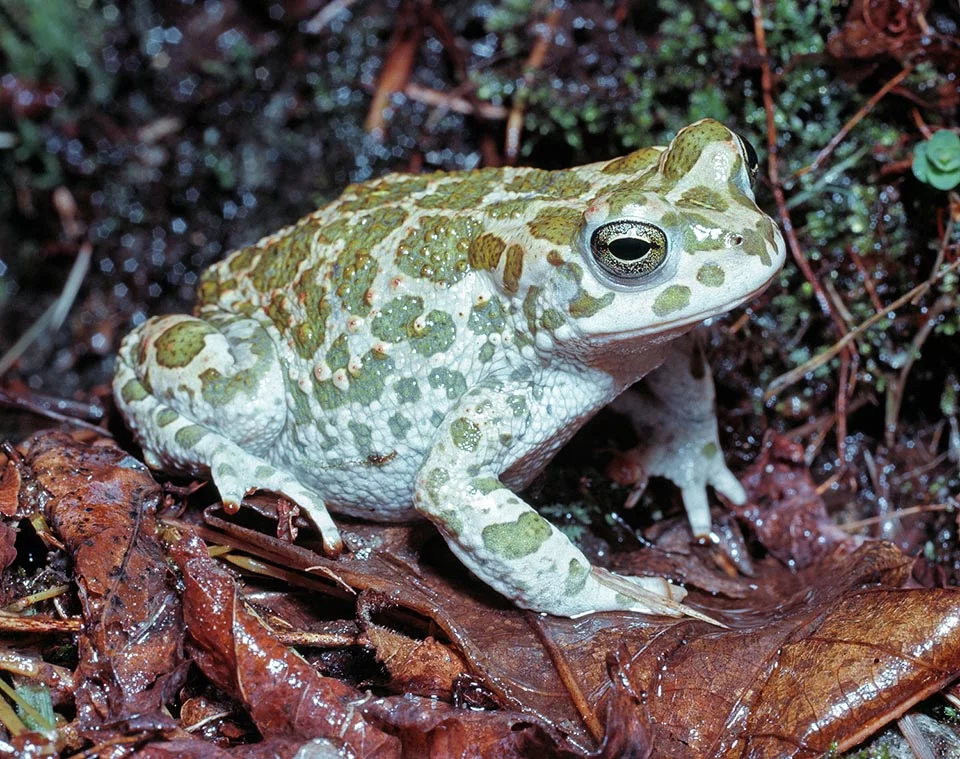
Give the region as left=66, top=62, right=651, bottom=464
left=580, top=279, right=776, bottom=345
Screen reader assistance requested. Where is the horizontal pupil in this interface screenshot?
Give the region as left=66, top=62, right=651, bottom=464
left=608, top=237, right=653, bottom=262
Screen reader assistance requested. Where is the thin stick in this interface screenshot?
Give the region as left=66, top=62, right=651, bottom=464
left=798, top=65, right=914, bottom=178
left=751, top=0, right=853, bottom=350
left=528, top=613, right=605, bottom=743
left=765, top=259, right=960, bottom=400
left=0, top=242, right=91, bottom=378
left=838, top=503, right=953, bottom=532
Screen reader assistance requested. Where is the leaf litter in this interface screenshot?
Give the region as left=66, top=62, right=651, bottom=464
left=0, top=429, right=958, bottom=757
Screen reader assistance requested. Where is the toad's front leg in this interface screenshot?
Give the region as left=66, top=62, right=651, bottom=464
left=611, top=332, right=746, bottom=538
left=414, top=387, right=688, bottom=618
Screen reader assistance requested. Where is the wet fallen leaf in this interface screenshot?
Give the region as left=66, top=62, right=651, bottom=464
left=13, top=429, right=187, bottom=736
left=734, top=433, right=855, bottom=568
left=357, top=590, right=471, bottom=698
left=166, top=529, right=402, bottom=757
left=4, top=429, right=960, bottom=759
left=204, top=504, right=960, bottom=756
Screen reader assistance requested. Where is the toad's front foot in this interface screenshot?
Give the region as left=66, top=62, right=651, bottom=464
left=611, top=334, right=746, bottom=538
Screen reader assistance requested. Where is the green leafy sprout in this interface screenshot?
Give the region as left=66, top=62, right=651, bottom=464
left=912, top=130, right=960, bottom=191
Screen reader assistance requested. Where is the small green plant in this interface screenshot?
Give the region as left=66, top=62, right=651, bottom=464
left=912, top=130, right=960, bottom=190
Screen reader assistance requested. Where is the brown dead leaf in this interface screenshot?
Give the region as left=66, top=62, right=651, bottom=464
left=203, top=504, right=960, bottom=756
left=735, top=433, right=855, bottom=567
left=167, top=527, right=578, bottom=758
left=0, top=520, right=16, bottom=573
left=14, top=429, right=186, bottom=733
left=167, top=529, right=403, bottom=756
left=7, top=431, right=959, bottom=758
left=827, top=0, right=932, bottom=60
left=357, top=589, right=471, bottom=698
left=628, top=545, right=960, bottom=757
left=0, top=456, right=21, bottom=517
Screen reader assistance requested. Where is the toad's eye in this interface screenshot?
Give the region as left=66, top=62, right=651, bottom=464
left=590, top=221, right=667, bottom=283
left=733, top=130, right=760, bottom=185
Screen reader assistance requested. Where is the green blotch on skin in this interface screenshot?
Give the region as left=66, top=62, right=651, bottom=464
left=558, top=262, right=616, bottom=319
left=388, top=413, right=412, bottom=439
left=423, top=467, right=450, bottom=502
left=696, top=264, right=725, bottom=287
left=396, top=215, right=481, bottom=286
left=478, top=342, right=495, bottom=362
left=502, top=244, right=525, bottom=293
left=601, top=147, right=661, bottom=175
left=120, top=379, right=148, bottom=404
left=468, top=232, right=505, bottom=271
left=290, top=263, right=332, bottom=359
left=677, top=186, right=730, bottom=212
left=569, top=290, right=615, bottom=319
left=601, top=176, right=655, bottom=215
left=328, top=208, right=408, bottom=316
left=395, top=377, right=421, bottom=404
left=288, top=382, right=316, bottom=425
left=506, top=395, right=527, bottom=417
left=248, top=225, right=311, bottom=294
left=481, top=512, right=553, bottom=560
left=371, top=296, right=422, bottom=343
left=326, top=334, right=350, bottom=370
left=741, top=218, right=776, bottom=266
left=662, top=210, right=729, bottom=252
left=216, top=463, right=236, bottom=479
left=417, top=167, right=502, bottom=210
left=483, top=199, right=529, bottom=219
left=156, top=408, right=179, bottom=426
left=339, top=174, right=431, bottom=212
left=540, top=308, right=566, bottom=330
left=430, top=410, right=444, bottom=428
left=372, top=296, right=456, bottom=357
left=468, top=298, right=507, bottom=335
left=662, top=120, right=732, bottom=180
left=702, top=442, right=719, bottom=458
left=522, top=286, right=539, bottom=335
left=263, top=295, right=294, bottom=336
left=451, top=417, right=482, bottom=452
left=224, top=245, right=257, bottom=276
left=504, top=169, right=591, bottom=199
left=312, top=351, right=394, bottom=411
left=470, top=476, right=501, bottom=495
left=174, top=425, right=208, bottom=448
left=558, top=261, right=584, bottom=284
left=348, top=421, right=373, bottom=454
left=153, top=321, right=216, bottom=369
left=565, top=559, right=589, bottom=595
left=412, top=310, right=456, bottom=357
left=433, top=509, right=463, bottom=535
left=198, top=325, right=274, bottom=408
left=652, top=285, right=691, bottom=316
left=428, top=367, right=467, bottom=400
left=255, top=465, right=274, bottom=479
left=526, top=207, right=583, bottom=246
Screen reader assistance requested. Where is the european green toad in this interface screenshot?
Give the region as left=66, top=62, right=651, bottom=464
left=114, top=119, right=786, bottom=617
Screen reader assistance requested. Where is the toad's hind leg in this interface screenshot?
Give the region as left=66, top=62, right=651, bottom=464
left=113, top=313, right=342, bottom=553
